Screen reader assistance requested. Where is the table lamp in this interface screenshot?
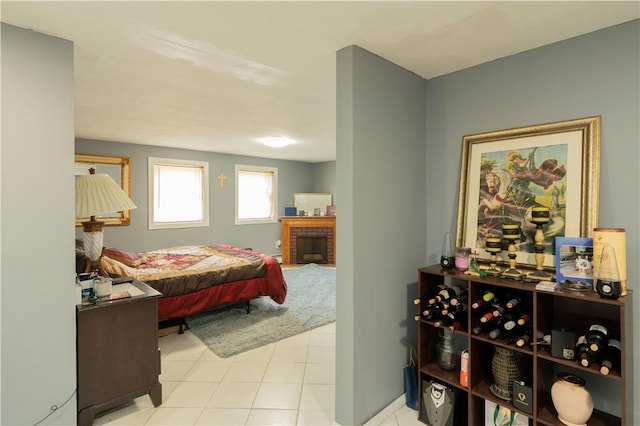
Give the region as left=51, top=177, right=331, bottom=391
left=75, top=168, right=137, bottom=273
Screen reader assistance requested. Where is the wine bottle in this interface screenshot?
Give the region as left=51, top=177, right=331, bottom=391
left=491, top=303, right=505, bottom=319
left=515, top=333, right=531, bottom=348
left=575, top=335, right=598, bottom=367
left=449, top=289, right=468, bottom=308
left=488, top=326, right=502, bottom=340
left=422, top=301, right=450, bottom=319
left=479, top=310, right=496, bottom=324
left=415, top=284, right=448, bottom=305
left=586, top=323, right=609, bottom=353
left=489, top=314, right=517, bottom=339
left=434, top=309, right=467, bottom=331
left=599, top=339, right=621, bottom=375
left=516, top=313, right=531, bottom=327
left=488, top=316, right=508, bottom=339
left=500, top=314, right=519, bottom=334
left=505, top=294, right=523, bottom=310
left=473, top=314, right=498, bottom=335
left=471, top=291, right=495, bottom=310
left=428, top=286, right=457, bottom=305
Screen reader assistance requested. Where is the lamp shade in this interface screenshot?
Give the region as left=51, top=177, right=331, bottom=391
left=75, top=173, right=137, bottom=218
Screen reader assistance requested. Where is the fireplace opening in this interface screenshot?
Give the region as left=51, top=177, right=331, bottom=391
left=296, top=235, right=328, bottom=264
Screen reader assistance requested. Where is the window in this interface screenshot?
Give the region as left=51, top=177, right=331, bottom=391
left=235, top=165, right=277, bottom=225
left=148, top=157, right=209, bottom=229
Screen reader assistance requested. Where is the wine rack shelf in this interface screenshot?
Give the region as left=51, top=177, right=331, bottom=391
left=416, top=264, right=633, bottom=426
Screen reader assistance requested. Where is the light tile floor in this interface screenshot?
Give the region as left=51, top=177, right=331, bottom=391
left=93, top=322, right=421, bottom=426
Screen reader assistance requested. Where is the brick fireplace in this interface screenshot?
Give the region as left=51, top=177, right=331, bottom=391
left=280, top=216, right=336, bottom=265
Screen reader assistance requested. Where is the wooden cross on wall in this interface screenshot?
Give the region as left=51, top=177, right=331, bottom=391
left=217, top=172, right=226, bottom=188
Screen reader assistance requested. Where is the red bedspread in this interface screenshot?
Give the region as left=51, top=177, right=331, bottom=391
left=100, top=244, right=287, bottom=320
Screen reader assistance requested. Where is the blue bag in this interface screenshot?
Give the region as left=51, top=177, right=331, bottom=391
left=404, top=347, right=418, bottom=410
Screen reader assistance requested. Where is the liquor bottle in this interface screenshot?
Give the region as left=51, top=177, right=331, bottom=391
left=599, top=339, right=621, bottom=375
left=471, top=291, right=495, bottom=310
left=575, top=335, right=598, bottom=367
left=586, top=323, right=609, bottom=353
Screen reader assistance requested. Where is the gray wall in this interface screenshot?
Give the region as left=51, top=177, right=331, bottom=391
left=1, top=24, right=77, bottom=425
left=76, top=138, right=326, bottom=256
left=336, top=45, right=427, bottom=425
left=426, top=20, right=639, bottom=423
left=312, top=161, right=337, bottom=205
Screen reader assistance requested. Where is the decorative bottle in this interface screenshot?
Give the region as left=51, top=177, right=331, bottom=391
left=440, top=232, right=455, bottom=269
left=436, top=328, right=458, bottom=371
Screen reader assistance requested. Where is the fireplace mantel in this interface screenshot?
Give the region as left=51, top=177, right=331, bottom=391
left=280, top=216, right=336, bottom=265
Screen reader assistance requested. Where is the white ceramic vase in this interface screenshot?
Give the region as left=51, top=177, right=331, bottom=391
left=551, top=373, right=593, bottom=426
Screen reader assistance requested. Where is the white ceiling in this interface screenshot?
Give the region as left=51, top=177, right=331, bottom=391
left=2, top=1, right=638, bottom=163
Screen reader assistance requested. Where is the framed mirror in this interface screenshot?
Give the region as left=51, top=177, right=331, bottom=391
left=75, top=153, right=132, bottom=226
left=293, top=193, right=333, bottom=215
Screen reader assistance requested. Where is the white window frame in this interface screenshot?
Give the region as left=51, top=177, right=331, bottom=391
left=148, top=157, right=209, bottom=230
left=235, top=164, right=278, bottom=225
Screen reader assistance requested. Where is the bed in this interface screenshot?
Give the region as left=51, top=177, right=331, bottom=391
left=99, top=244, right=287, bottom=322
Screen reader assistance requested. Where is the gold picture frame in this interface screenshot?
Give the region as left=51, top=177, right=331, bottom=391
left=75, top=153, right=132, bottom=226
left=455, top=116, right=600, bottom=269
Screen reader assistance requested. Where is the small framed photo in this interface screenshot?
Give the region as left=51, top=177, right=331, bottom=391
left=555, top=237, right=594, bottom=285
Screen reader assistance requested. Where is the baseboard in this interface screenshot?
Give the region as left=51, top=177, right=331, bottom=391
left=364, top=394, right=408, bottom=425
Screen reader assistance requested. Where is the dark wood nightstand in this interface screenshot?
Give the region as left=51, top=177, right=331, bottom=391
left=76, top=279, right=162, bottom=426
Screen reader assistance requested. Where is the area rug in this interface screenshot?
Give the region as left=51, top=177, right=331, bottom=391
left=185, top=263, right=336, bottom=358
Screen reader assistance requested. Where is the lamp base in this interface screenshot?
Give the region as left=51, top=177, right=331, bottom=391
left=501, top=269, right=524, bottom=280
left=85, top=257, right=101, bottom=274
left=526, top=270, right=553, bottom=282
left=82, top=218, right=105, bottom=274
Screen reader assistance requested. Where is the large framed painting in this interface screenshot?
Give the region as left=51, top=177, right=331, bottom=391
left=455, top=116, right=600, bottom=269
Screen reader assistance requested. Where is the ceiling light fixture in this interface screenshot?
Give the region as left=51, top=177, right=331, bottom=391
left=258, top=137, right=296, bottom=148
